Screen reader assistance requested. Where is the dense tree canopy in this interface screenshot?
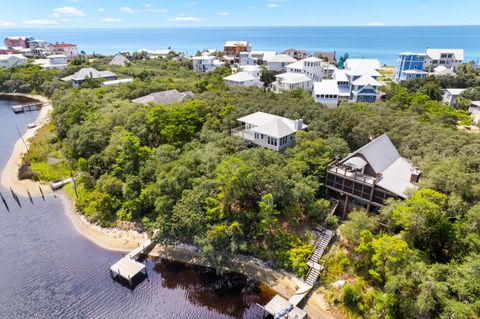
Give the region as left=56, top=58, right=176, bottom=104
left=5, top=57, right=480, bottom=318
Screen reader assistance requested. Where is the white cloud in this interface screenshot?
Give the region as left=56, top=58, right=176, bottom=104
left=364, top=22, right=384, bottom=26
left=119, top=6, right=138, bottom=14
left=144, top=3, right=154, bottom=8
left=186, top=2, right=196, bottom=6
left=217, top=11, right=229, bottom=16
left=0, top=20, right=15, bottom=27
left=24, top=19, right=58, bottom=25
left=53, top=6, right=85, bottom=17
left=267, top=3, right=279, bottom=7
left=98, top=8, right=105, bottom=12
left=100, top=17, right=125, bottom=22
left=168, top=16, right=206, bottom=22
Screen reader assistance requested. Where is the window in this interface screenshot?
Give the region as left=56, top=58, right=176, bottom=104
left=267, top=136, right=278, bottom=146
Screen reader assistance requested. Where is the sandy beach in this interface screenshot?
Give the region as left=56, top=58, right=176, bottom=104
left=0, top=93, right=336, bottom=319
left=0, top=93, right=54, bottom=197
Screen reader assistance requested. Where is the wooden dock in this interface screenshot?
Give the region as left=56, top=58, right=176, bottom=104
left=109, top=239, right=153, bottom=287
left=259, top=229, right=335, bottom=318
left=11, top=102, right=43, bottom=113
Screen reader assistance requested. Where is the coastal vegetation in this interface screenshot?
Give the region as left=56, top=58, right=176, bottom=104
left=2, top=56, right=480, bottom=318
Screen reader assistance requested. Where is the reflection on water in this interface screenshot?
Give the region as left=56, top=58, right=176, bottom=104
left=0, top=98, right=272, bottom=318
left=155, top=259, right=274, bottom=319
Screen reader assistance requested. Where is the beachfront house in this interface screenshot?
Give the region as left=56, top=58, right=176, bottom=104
left=61, top=68, right=117, bottom=88
left=285, top=56, right=326, bottom=81
left=273, top=73, right=313, bottom=92
left=0, top=54, right=27, bottom=68
left=443, top=88, right=466, bottom=107
left=282, top=48, right=309, bottom=60
left=224, top=41, right=251, bottom=63
left=424, top=48, right=463, bottom=71
left=395, top=52, right=428, bottom=82
left=231, top=111, right=308, bottom=152
left=192, top=55, right=225, bottom=72
left=239, top=50, right=277, bottom=66
left=224, top=71, right=263, bottom=88
left=132, top=90, right=194, bottom=105
left=326, top=134, right=419, bottom=215
left=266, top=54, right=298, bottom=72
left=109, top=54, right=131, bottom=66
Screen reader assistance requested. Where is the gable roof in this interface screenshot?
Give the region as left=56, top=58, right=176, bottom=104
left=345, top=58, right=381, bottom=70
left=109, top=54, right=130, bottom=66
left=266, top=54, right=297, bottom=63
left=426, top=48, right=464, bottom=60
left=224, top=71, right=258, bottom=82
left=346, top=61, right=382, bottom=77
left=342, top=134, right=400, bottom=174
left=340, top=134, right=416, bottom=198
left=61, top=68, right=116, bottom=82
left=352, top=74, right=380, bottom=86
left=132, top=89, right=194, bottom=105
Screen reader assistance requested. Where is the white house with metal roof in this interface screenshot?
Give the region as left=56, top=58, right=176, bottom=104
left=273, top=73, right=313, bottom=92
left=285, top=57, right=326, bottom=81
left=33, top=54, right=68, bottom=70
left=424, top=48, right=464, bottom=71
left=240, top=50, right=277, bottom=66
left=224, top=71, right=263, bottom=88
left=192, top=55, right=224, bottom=72
left=239, top=65, right=262, bottom=77
left=61, top=68, right=117, bottom=88
left=231, top=111, right=308, bottom=151
left=266, top=54, right=298, bottom=72
left=0, top=54, right=27, bottom=68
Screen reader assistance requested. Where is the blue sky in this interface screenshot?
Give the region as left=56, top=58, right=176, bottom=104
left=1, top=0, right=479, bottom=28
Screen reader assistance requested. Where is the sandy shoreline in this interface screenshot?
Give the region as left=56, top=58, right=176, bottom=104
left=0, top=93, right=336, bottom=319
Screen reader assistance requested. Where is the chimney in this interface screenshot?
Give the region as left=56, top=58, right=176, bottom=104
left=411, top=168, right=421, bottom=183
left=294, top=119, right=303, bottom=130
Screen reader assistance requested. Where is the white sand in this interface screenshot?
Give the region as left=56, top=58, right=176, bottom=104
left=1, top=94, right=54, bottom=197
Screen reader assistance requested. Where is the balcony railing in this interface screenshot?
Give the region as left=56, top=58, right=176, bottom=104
left=327, top=163, right=376, bottom=185
left=231, top=125, right=254, bottom=141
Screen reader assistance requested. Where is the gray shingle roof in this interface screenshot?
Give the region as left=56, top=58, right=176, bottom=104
left=131, top=89, right=194, bottom=105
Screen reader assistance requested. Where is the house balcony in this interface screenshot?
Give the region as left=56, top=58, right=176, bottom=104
left=326, top=163, right=376, bottom=186
left=231, top=125, right=254, bottom=141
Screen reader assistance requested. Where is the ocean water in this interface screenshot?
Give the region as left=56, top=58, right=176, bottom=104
left=2, top=26, right=480, bottom=65
left=0, top=99, right=269, bottom=318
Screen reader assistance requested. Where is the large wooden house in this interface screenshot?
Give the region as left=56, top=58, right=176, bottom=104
left=326, top=134, right=420, bottom=216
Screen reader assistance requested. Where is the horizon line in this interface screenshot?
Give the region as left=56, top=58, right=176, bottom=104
left=2, top=24, right=480, bottom=30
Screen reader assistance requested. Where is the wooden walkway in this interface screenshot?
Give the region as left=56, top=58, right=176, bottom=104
left=11, top=102, right=43, bottom=113
left=109, top=239, right=152, bottom=287
left=260, top=229, right=335, bottom=318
